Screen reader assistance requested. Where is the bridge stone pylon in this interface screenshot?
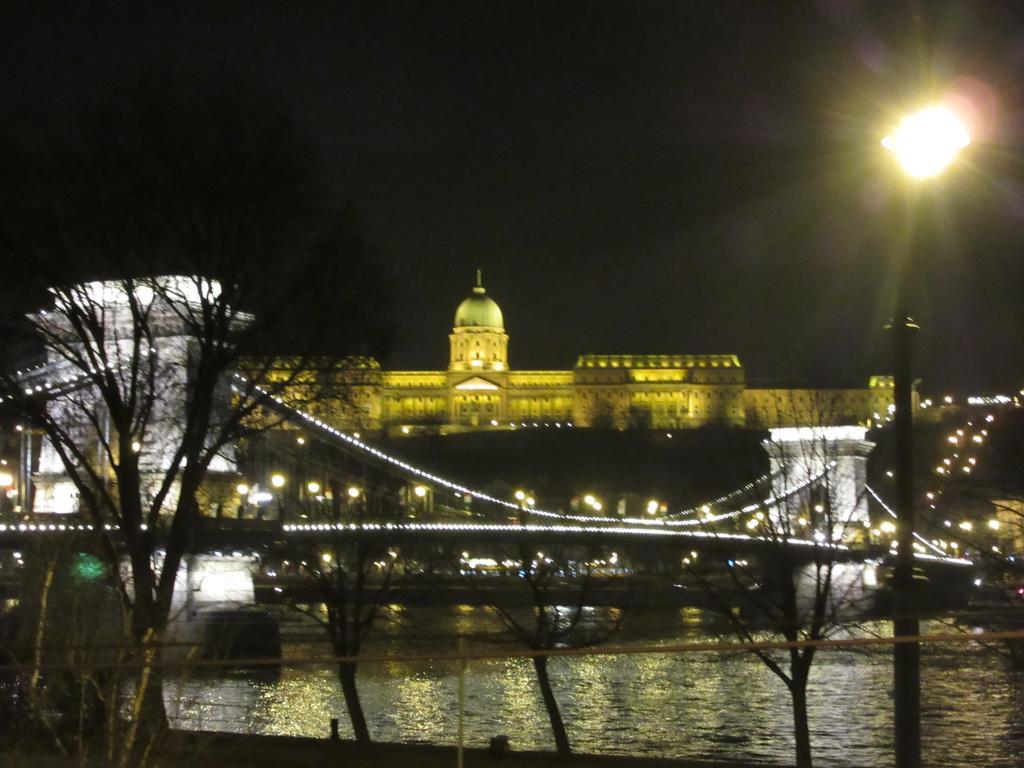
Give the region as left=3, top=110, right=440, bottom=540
left=29, top=277, right=246, bottom=515
left=763, top=426, right=875, bottom=532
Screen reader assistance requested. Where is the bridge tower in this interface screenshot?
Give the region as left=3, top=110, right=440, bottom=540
left=31, top=277, right=246, bottom=514
left=763, top=426, right=875, bottom=530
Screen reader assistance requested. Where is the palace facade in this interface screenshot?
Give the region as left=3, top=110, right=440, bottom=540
left=315, top=275, right=907, bottom=434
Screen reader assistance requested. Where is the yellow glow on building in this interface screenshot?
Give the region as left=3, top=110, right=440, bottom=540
left=285, top=274, right=904, bottom=434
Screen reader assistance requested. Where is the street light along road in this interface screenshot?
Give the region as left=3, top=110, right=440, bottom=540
left=882, top=100, right=970, bottom=768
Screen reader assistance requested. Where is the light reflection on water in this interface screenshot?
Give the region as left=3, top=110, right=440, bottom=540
left=166, top=607, right=1024, bottom=767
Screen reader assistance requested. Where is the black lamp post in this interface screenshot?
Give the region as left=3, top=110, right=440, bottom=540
left=881, top=104, right=971, bottom=768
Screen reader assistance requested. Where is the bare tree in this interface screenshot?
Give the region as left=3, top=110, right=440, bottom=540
left=0, top=535, right=159, bottom=767
left=283, top=483, right=403, bottom=744
left=681, top=416, right=873, bottom=768
left=481, top=538, right=625, bottom=757
left=0, top=69, right=387, bottom=766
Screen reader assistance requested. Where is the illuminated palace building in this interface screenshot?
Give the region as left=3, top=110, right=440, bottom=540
left=324, top=274, right=908, bottom=434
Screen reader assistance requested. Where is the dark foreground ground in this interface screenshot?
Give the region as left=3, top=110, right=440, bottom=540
left=3, top=730, right=786, bottom=768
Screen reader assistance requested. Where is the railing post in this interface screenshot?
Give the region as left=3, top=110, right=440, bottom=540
left=457, top=637, right=466, bottom=768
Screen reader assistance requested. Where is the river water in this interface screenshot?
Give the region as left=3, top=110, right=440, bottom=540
left=166, top=606, right=1024, bottom=767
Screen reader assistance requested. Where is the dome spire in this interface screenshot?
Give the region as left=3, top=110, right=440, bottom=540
left=453, top=271, right=504, bottom=329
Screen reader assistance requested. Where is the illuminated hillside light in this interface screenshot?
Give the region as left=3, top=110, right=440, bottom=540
left=270, top=473, right=286, bottom=489
left=882, top=105, right=970, bottom=179
left=347, top=486, right=361, bottom=499
left=583, top=494, right=596, bottom=506
left=236, top=483, right=249, bottom=496
left=988, top=519, right=1000, bottom=531
left=413, top=485, right=428, bottom=498
left=647, top=500, right=659, bottom=515
left=514, top=490, right=526, bottom=501
left=131, top=441, right=141, bottom=453
left=0, top=472, right=13, bottom=487
left=958, top=520, right=973, bottom=532
left=307, top=481, right=321, bottom=494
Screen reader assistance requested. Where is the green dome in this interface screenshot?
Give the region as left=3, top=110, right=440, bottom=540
left=454, top=274, right=504, bottom=329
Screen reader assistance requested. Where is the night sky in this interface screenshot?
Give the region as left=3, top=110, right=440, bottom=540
left=4, top=1, right=1024, bottom=393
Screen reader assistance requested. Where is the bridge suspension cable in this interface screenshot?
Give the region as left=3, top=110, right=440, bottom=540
left=240, top=377, right=846, bottom=534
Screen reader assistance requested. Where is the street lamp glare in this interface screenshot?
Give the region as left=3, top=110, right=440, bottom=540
left=882, top=105, right=970, bottom=179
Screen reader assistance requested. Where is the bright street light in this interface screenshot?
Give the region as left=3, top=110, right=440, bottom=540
left=270, top=473, right=286, bottom=489
left=882, top=105, right=970, bottom=179
left=882, top=99, right=972, bottom=768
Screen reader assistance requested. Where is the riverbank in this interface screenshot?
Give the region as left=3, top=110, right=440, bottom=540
left=4, top=730, right=787, bottom=768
